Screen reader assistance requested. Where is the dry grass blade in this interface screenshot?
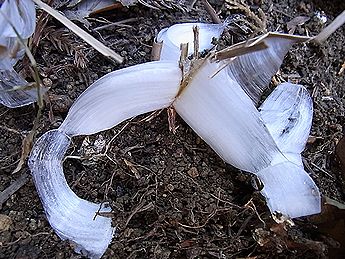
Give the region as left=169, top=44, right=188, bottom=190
left=215, top=32, right=310, bottom=61
left=32, top=0, right=123, bottom=64
left=215, top=41, right=268, bottom=61
left=12, top=133, right=34, bottom=174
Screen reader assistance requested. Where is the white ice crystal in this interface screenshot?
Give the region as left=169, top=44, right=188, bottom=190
left=29, top=22, right=321, bottom=258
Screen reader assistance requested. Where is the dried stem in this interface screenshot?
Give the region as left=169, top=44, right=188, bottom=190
left=32, top=0, right=124, bottom=63
left=201, top=0, right=222, bottom=24
left=151, top=40, right=163, bottom=61
left=193, top=25, right=200, bottom=59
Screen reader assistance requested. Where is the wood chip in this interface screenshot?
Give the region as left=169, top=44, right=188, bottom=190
left=0, top=173, right=29, bottom=209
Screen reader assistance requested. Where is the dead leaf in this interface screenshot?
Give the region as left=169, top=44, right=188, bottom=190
left=254, top=220, right=326, bottom=255
left=307, top=135, right=317, bottom=144
left=339, top=60, right=345, bottom=75
left=187, top=167, right=199, bottom=178
left=167, top=106, right=177, bottom=134
left=180, top=239, right=196, bottom=248
left=287, top=16, right=310, bottom=34
left=12, top=131, right=34, bottom=174
left=335, top=134, right=345, bottom=181
left=123, top=159, right=140, bottom=179
left=310, top=196, right=345, bottom=258
left=0, top=45, right=7, bottom=57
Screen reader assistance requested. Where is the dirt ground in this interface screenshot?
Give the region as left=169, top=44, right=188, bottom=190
left=1, top=0, right=345, bottom=258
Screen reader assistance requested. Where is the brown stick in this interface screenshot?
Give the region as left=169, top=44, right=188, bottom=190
left=151, top=40, right=163, bottom=61
left=193, top=25, right=200, bottom=59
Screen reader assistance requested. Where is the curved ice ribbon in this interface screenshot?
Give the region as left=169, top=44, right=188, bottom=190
left=29, top=61, right=182, bottom=258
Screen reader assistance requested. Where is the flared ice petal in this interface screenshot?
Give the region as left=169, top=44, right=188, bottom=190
left=0, top=69, right=40, bottom=108
left=157, top=22, right=226, bottom=61
left=221, top=33, right=309, bottom=104
left=259, top=83, right=313, bottom=156
left=173, top=59, right=283, bottom=173
left=60, top=61, right=181, bottom=136
left=173, top=59, right=320, bottom=217
left=28, top=130, right=114, bottom=259
left=257, top=162, right=321, bottom=218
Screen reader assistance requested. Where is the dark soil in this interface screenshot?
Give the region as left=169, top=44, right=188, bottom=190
left=1, top=0, right=345, bottom=258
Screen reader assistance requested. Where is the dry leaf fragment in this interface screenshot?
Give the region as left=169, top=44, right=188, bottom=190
left=287, top=16, right=310, bottom=34
left=0, top=214, right=12, bottom=232
left=124, top=159, right=140, bottom=179
left=339, top=60, right=345, bottom=75
left=310, top=196, right=345, bottom=258
left=64, top=0, right=122, bottom=27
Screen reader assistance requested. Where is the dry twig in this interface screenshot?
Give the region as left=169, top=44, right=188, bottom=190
left=0, top=173, right=29, bottom=209
left=32, top=0, right=124, bottom=63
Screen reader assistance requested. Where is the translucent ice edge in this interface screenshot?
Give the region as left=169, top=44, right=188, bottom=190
left=0, top=0, right=38, bottom=108
left=28, top=130, right=114, bottom=259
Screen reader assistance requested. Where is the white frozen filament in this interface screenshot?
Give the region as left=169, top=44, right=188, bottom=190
left=29, top=23, right=321, bottom=258
left=29, top=130, right=114, bottom=258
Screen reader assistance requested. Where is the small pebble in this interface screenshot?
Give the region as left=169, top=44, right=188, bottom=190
left=0, top=214, right=12, bottom=231
left=187, top=167, right=199, bottom=178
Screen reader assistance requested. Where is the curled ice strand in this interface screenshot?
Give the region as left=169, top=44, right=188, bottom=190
left=0, top=0, right=38, bottom=108
left=156, top=21, right=227, bottom=61
left=30, top=61, right=181, bottom=258
left=28, top=130, right=114, bottom=258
